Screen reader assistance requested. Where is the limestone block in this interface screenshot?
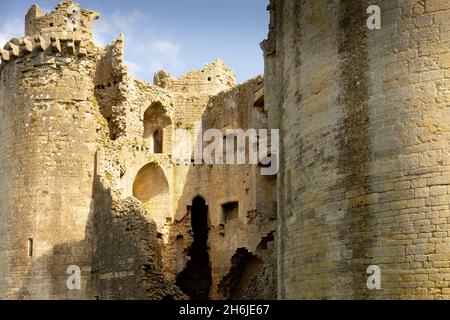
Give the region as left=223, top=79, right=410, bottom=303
left=407, top=198, right=426, bottom=208
left=426, top=195, right=450, bottom=206
left=406, top=244, right=435, bottom=255
left=415, top=188, right=429, bottom=198
left=50, top=36, right=61, bottom=53
left=33, top=35, right=47, bottom=51
left=5, top=42, right=19, bottom=58
left=430, top=186, right=447, bottom=196
left=0, top=49, right=10, bottom=62
left=78, top=47, right=87, bottom=57
left=426, top=0, right=450, bottom=12
left=428, top=174, right=450, bottom=186
left=438, top=53, right=450, bottom=69
left=394, top=181, right=411, bottom=190
left=22, top=37, right=33, bottom=54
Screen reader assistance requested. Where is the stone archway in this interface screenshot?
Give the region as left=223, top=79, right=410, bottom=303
left=132, top=163, right=170, bottom=229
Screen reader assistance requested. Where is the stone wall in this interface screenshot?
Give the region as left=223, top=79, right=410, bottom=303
left=89, top=196, right=186, bottom=300
left=25, top=1, right=99, bottom=42
left=154, top=60, right=236, bottom=96
left=166, top=76, right=277, bottom=300
left=264, top=0, right=450, bottom=299
left=0, top=18, right=101, bottom=299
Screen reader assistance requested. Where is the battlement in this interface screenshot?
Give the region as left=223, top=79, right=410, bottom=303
left=0, top=34, right=92, bottom=69
left=25, top=0, right=99, bottom=42
left=1, top=1, right=99, bottom=73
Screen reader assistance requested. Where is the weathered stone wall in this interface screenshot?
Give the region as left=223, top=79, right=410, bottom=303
left=264, top=0, right=450, bottom=299
left=25, top=1, right=99, bottom=42
left=0, top=23, right=101, bottom=299
left=154, top=60, right=236, bottom=96
left=89, top=196, right=186, bottom=300
left=167, top=76, right=277, bottom=300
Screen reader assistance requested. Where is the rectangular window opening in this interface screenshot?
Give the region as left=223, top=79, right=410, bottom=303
left=221, top=202, right=239, bottom=223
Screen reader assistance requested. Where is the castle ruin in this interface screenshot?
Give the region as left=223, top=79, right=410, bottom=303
left=0, top=0, right=276, bottom=300
left=3, top=0, right=450, bottom=301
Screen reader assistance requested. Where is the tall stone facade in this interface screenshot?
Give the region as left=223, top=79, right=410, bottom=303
left=264, top=0, right=450, bottom=299
left=0, top=1, right=277, bottom=300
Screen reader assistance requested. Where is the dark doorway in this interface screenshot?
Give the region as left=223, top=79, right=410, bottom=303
left=153, top=129, right=163, bottom=154
left=176, top=197, right=212, bottom=300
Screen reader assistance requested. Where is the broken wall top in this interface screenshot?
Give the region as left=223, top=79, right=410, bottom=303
left=154, top=60, right=237, bottom=96
left=25, top=0, right=99, bottom=42
left=0, top=1, right=100, bottom=73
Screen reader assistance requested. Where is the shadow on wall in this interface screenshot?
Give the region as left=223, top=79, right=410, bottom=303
left=165, top=77, right=277, bottom=300
left=218, top=233, right=276, bottom=300
left=176, top=196, right=212, bottom=300
left=133, top=162, right=171, bottom=231
left=18, top=152, right=186, bottom=300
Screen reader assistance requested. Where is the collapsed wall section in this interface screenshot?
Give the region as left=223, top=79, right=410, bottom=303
left=154, top=60, right=236, bottom=96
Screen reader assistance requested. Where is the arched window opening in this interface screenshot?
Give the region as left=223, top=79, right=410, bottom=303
left=143, top=102, right=172, bottom=154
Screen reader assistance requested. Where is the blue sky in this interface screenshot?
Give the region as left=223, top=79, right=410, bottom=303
left=0, top=0, right=269, bottom=83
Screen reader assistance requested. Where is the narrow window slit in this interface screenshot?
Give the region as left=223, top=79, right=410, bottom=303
left=28, top=238, right=33, bottom=257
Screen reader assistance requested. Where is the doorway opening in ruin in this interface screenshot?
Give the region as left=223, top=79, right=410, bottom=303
left=153, top=129, right=163, bottom=154
left=176, top=196, right=212, bottom=300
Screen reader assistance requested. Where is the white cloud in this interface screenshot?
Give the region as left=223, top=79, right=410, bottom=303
left=152, top=40, right=179, bottom=59
left=92, top=9, right=182, bottom=81
left=111, top=9, right=146, bottom=35
left=126, top=60, right=142, bottom=75
left=92, top=18, right=111, bottom=47
left=148, top=40, right=181, bottom=72
left=94, top=9, right=147, bottom=46
left=0, top=18, right=23, bottom=48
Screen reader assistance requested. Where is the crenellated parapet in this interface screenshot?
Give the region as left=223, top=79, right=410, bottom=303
left=0, top=1, right=103, bottom=76
left=0, top=33, right=95, bottom=74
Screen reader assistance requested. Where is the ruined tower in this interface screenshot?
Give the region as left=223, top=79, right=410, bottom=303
left=264, top=0, right=450, bottom=299
left=0, top=1, right=102, bottom=299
